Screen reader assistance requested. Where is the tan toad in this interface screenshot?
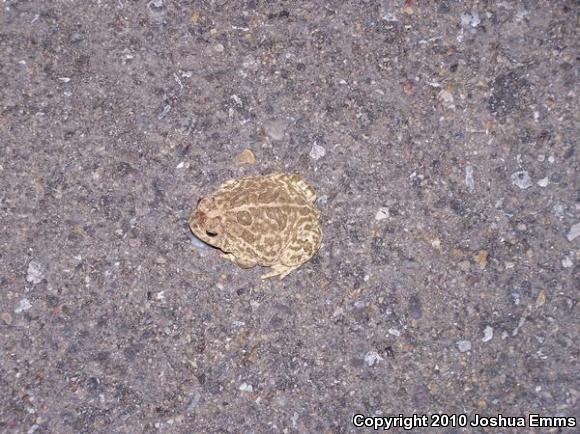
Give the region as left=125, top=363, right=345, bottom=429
left=189, top=173, right=322, bottom=279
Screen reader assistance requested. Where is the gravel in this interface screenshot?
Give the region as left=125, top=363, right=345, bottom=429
left=14, top=298, right=33, bottom=314
left=465, top=165, right=475, bottom=192
left=566, top=222, right=580, bottom=242
left=26, top=261, right=46, bottom=285
left=309, top=144, right=326, bottom=161
left=511, top=170, right=533, bottom=189
left=482, top=326, right=494, bottom=343
left=456, top=340, right=472, bottom=353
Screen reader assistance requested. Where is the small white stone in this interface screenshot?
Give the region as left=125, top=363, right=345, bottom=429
left=26, top=261, right=45, bottom=285
left=456, top=340, right=472, bottom=352
left=465, top=165, right=475, bottom=192
left=158, top=104, right=171, bottom=120
left=511, top=170, right=533, bottom=189
left=375, top=207, right=389, bottom=221
left=482, top=326, right=493, bottom=342
left=460, top=11, right=481, bottom=27
left=354, top=300, right=367, bottom=309
left=561, top=256, right=573, bottom=268
left=387, top=328, right=401, bottom=337
left=364, top=351, right=383, bottom=366
left=15, top=298, right=32, bottom=314
left=332, top=307, right=344, bottom=319
left=515, top=9, right=529, bottom=21
left=567, top=222, right=580, bottom=242
left=239, top=383, right=253, bottom=393
left=28, top=425, right=41, bottom=434
left=231, top=94, right=242, bottom=106
left=309, top=144, right=326, bottom=160
left=553, top=203, right=565, bottom=217
left=469, top=12, right=481, bottom=27
left=438, top=89, right=454, bottom=103
left=548, top=155, right=555, bottom=164
left=536, top=177, right=549, bottom=187
left=176, top=161, right=185, bottom=169
left=382, top=13, right=398, bottom=22
left=291, top=412, right=299, bottom=428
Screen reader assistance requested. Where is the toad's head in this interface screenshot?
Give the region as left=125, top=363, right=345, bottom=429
left=188, top=197, right=227, bottom=250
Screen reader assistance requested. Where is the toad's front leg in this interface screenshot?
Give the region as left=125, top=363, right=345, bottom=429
left=222, top=253, right=256, bottom=269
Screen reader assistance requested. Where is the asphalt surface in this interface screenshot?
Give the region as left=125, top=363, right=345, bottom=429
left=1, top=1, right=578, bottom=433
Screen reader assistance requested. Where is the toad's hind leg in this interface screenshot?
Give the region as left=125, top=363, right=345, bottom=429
left=266, top=227, right=321, bottom=280
left=260, top=264, right=296, bottom=280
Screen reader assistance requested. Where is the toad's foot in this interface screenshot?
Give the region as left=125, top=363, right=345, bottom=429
left=260, top=264, right=297, bottom=280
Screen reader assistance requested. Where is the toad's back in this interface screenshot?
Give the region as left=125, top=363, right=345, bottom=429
left=214, top=174, right=321, bottom=267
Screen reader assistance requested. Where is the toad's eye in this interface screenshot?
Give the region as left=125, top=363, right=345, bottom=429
left=206, top=230, right=218, bottom=237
